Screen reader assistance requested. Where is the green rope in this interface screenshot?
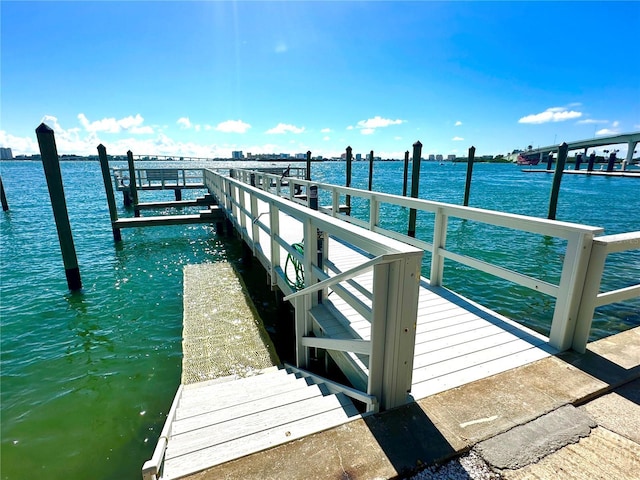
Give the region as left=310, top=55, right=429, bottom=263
left=285, top=242, right=305, bottom=291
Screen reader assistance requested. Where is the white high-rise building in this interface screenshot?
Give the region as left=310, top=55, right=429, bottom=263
left=0, top=148, right=13, bottom=160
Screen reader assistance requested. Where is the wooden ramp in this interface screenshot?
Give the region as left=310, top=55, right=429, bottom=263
left=162, top=368, right=359, bottom=479
left=317, top=233, right=557, bottom=401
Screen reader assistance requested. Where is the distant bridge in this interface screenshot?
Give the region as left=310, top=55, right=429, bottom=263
left=527, top=132, right=640, bottom=164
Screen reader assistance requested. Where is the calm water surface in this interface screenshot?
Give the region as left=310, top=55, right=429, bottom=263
left=1, top=160, right=638, bottom=479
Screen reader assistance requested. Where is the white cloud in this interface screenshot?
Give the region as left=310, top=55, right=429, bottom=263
left=577, top=118, right=608, bottom=125
left=77, top=113, right=151, bottom=134
left=215, top=120, right=251, bottom=133
left=275, top=42, right=288, bottom=53
left=452, top=136, right=464, bottom=141
left=357, top=116, right=405, bottom=129
left=361, top=128, right=375, bottom=135
left=321, top=128, right=331, bottom=133
left=177, top=117, right=192, bottom=129
left=346, top=126, right=354, bottom=130
left=266, top=123, right=305, bottom=134
left=596, top=128, right=620, bottom=136
left=612, top=120, right=620, bottom=128
left=518, top=107, right=582, bottom=124
left=454, top=121, right=463, bottom=126
left=323, top=136, right=330, bottom=141
left=394, top=136, right=402, bottom=140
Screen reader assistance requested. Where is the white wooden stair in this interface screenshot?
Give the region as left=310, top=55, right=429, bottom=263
left=161, top=368, right=360, bottom=479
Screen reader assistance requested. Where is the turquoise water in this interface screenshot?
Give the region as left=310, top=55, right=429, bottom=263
left=1, top=160, right=638, bottom=479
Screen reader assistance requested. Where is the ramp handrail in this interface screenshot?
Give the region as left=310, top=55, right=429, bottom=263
left=233, top=168, right=623, bottom=352
left=202, top=169, right=423, bottom=411
left=573, top=231, right=640, bottom=352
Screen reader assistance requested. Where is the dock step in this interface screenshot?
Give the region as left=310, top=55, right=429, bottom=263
left=161, top=368, right=359, bottom=479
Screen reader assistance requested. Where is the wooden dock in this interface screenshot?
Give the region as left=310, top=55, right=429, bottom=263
left=142, top=167, right=640, bottom=480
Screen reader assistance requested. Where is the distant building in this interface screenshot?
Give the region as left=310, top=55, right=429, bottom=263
left=231, top=151, right=243, bottom=159
left=447, top=154, right=456, bottom=161
left=428, top=154, right=435, bottom=161
left=0, top=147, right=13, bottom=160
left=356, top=153, right=362, bottom=161
left=436, top=154, right=443, bottom=162
left=294, top=153, right=306, bottom=160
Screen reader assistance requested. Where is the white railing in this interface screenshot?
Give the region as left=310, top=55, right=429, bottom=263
left=112, top=168, right=205, bottom=190
left=231, top=169, right=637, bottom=353
left=573, top=231, right=640, bottom=352
left=141, top=385, right=183, bottom=480
left=203, top=169, right=423, bottom=411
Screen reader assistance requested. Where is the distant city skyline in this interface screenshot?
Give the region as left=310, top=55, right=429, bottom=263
left=1, top=2, right=639, bottom=159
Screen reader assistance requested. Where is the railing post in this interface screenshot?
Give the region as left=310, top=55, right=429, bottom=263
left=370, top=254, right=422, bottom=410
left=430, top=208, right=448, bottom=286
left=36, top=123, right=82, bottom=291
left=548, top=231, right=594, bottom=351
left=572, top=240, right=608, bottom=353
left=97, top=144, right=121, bottom=242
left=306, top=151, right=312, bottom=181
left=126, top=151, right=140, bottom=217
left=269, top=204, right=280, bottom=288
left=369, top=195, right=379, bottom=231
left=294, top=296, right=310, bottom=368
left=408, top=141, right=422, bottom=237
left=250, top=193, right=259, bottom=253
left=463, top=146, right=476, bottom=206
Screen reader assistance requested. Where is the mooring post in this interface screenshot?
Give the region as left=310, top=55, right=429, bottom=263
left=174, top=189, right=182, bottom=201
left=547, top=142, right=568, bottom=220
left=126, top=151, right=140, bottom=216
left=0, top=175, right=8, bottom=211
left=36, top=123, right=82, bottom=291
left=345, top=146, right=353, bottom=214
left=606, top=151, right=617, bottom=172
left=402, top=150, right=409, bottom=196
left=463, top=146, right=476, bottom=206
left=546, top=152, right=554, bottom=171
left=97, top=144, right=122, bottom=242
left=306, top=151, right=312, bottom=181
left=368, top=150, right=374, bottom=191
left=408, top=141, right=422, bottom=237
left=575, top=153, right=583, bottom=171
left=587, top=152, right=596, bottom=172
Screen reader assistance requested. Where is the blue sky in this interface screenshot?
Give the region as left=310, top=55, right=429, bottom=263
left=1, top=1, right=639, bottom=159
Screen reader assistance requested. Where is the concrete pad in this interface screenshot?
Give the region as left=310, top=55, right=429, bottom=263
left=581, top=379, right=640, bottom=443
left=500, top=427, right=640, bottom=480
left=417, top=364, right=564, bottom=444
left=588, top=327, right=640, bottom=370
left=475, top=405, right=596, bottom=470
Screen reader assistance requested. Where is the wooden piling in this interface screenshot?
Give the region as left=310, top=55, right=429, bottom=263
left=0, top=175, right=8, bottom=211
left=97, top=144, right=122, bottom=242
left=606, top=152, right=617, bottom=172
left=35, top=123, right=82, bottom=291
left=402, top=150, right=409, bottom=197
left=547, top=142, right=568, bottom=220
left=546, top=152, right=554, bottom=170
left=345, top=146, right=353, bottom=214
left=126, top=151, right=140, bottom=216
left=575, top=153, right=582, bottom=171
left=306, top=151, right=311, bottom=181
left=368, top=150, right=374, bottom=191
left=408, top=141, right=422, bottom=237
left=587, top=152, right=596, bottom=172
left=463, top=146, right=476, bottom=207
